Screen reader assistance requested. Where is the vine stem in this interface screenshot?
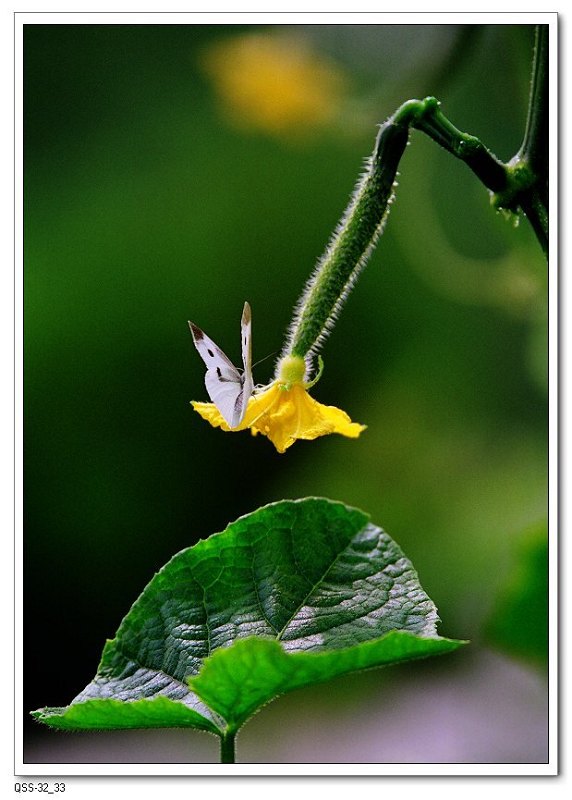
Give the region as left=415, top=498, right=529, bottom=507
left=518, top=24, right=549, bottom=194
left=220, top=730, right=236, bottom=763
left=514, top=24, right=549, bottom=254
left=411, top=25, right=548, bottom=256
left=281, top=26, right=548, bottom=366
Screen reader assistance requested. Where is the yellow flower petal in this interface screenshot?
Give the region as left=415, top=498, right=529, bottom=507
left=192, top=382, right=365, bottom=453
left=191, top=401, right=233, bottom=432
left=201, top=33, right=348, bottom=138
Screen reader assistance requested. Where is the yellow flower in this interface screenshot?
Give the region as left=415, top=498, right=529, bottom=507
left=201, top=32, right=348, bottom=138
left=192, top=357, right=365, bottom=454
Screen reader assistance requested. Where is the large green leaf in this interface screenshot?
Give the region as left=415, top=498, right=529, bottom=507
left=33, top=498, right=465, bottom=736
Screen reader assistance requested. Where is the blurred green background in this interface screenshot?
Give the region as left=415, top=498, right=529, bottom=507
left=24, top=23, right=548, bottom=763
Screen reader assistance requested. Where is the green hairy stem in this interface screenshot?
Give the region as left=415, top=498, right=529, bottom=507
left=283, top=96, right=511, bottom=365
left=283, top=26, right=548, bottom=365
left=285, top=108, right=411, bottom=363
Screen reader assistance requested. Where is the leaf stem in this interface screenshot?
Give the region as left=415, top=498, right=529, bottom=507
left=220, top=730, right=236, bottom=763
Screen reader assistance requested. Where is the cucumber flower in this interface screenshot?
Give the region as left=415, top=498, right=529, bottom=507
left=192, top=355, right=365, bottom=453
left=192, top=105, right=415, bottom=452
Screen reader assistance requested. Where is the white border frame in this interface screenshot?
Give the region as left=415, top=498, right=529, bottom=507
left=12, top=9, right=559, bottom=780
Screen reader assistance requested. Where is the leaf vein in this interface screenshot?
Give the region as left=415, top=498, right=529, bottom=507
left=249, top=546, right=279, bottom=635
left=277, top=516, right=368, bottom=641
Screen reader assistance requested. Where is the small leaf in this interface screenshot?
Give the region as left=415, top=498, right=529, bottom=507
left=485, top=521, right=548, bottom=666
left=190, top=631, right=461, bottom=731
left=33, top=498, right=465, bottom=736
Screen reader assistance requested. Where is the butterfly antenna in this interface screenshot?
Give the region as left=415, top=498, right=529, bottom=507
left=252, top=351, right=277, bottom=369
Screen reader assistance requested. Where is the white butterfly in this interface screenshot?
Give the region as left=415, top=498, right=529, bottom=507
left=189, top=302, right=254, bottom=429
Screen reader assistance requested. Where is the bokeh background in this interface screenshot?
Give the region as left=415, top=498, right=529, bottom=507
left=24, top=23, right=548, bottom=764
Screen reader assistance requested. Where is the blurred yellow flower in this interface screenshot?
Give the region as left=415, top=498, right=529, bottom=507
left=201, top=32, right=347, bottom=136
left=192, top=377, right=365, bottom=454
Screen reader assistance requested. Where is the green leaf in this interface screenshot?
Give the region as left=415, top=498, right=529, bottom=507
left=190, top=632, right=461, bottom=732
left=33, top=498, right=465, bottom=736
left=485, top=520, right=548, bottom=666
left=31, top=696, right=218, bottom=732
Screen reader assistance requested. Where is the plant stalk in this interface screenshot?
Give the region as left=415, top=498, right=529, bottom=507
left=518, top=24, right=549, bottom=199
left=282, top=28, right=548, bottom=366
left=284, top=109, right=411, bottom=363
left=515, top=24, right=549, bottom=255
left=220, top=731, right=236, bottom=763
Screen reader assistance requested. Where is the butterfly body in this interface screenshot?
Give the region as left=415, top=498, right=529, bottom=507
left=189, top=302, right=253, bottom=428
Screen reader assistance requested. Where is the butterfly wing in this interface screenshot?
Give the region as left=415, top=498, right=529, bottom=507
left=240, top=301, right=254, bottom=401
left=189, top=321, right=246, bottom=428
